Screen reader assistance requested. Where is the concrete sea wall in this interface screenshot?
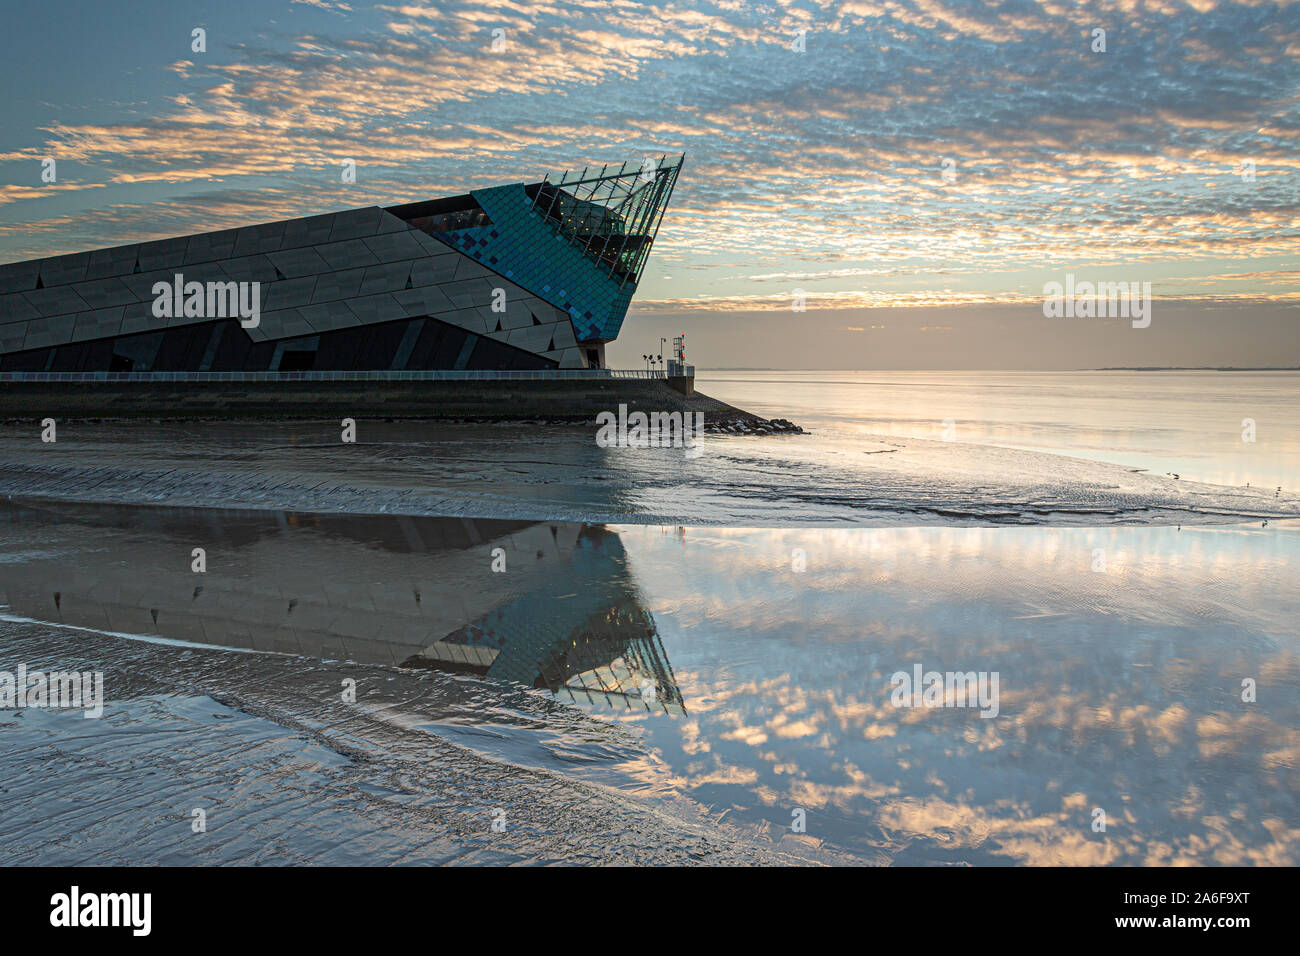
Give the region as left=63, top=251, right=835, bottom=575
left=0, top=378, right=759, bottom=423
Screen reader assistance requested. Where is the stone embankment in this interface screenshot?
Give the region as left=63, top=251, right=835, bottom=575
left=702, top=416, right=803, bottom=435
left=0, top=378, right=800, bottom=433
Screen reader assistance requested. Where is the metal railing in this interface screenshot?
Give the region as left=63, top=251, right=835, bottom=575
left=0, top=368, right=669, bottom=384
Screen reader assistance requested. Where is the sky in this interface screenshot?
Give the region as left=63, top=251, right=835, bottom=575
left=1, top=0, right=1297, bottom=369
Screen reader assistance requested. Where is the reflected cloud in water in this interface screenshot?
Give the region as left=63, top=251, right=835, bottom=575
left=611, top=523, right=1300, bottom=865
left=1, top=501, right=1295, bottom=864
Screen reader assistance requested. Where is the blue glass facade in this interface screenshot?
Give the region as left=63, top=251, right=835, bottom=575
left=437, top=184, right=636, bottom=343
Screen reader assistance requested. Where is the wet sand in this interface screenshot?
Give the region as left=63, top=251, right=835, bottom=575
left=0, top=620, right=827, bottom=865
left=2, top=372, right=1296, bottom=865
left=1, top=500, right=1295, bottom=865
left=2, top=419, right=1296, bottom=526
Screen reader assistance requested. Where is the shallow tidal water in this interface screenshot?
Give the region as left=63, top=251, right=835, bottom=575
left=1, top=371, right=1296, bottom=865
left=2, top=372, right=1297, bottom=528
left=1, top=501, right=1295, bottom=865
left=698, top=370, right=1300, bottom=492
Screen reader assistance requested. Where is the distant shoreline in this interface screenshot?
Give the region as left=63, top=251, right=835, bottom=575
left=693, top=367, right=1300, bottom=373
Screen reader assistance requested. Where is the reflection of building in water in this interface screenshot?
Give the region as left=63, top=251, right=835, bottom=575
left=408, top=522, right=684, bottom=713
left=0, top=501, right=682, bottom=714
left=416, top=597, right=683, bottom=715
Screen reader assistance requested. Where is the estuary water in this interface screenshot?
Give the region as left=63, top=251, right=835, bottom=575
left=697, top=369, right=1300, bottom=492
left=1, top=372, right=1297, bottom=527
left=0, top=371, right=1296, bottom=865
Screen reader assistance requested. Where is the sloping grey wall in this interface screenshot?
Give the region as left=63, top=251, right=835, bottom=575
left=0, top=207, right=587, bottom=368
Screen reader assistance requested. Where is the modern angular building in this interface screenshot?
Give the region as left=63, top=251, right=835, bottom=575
left=0, top=155, right=682, bottom=374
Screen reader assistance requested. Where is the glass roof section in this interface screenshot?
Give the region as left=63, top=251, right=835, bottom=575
left=524, top=153, right=684, bottom=288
